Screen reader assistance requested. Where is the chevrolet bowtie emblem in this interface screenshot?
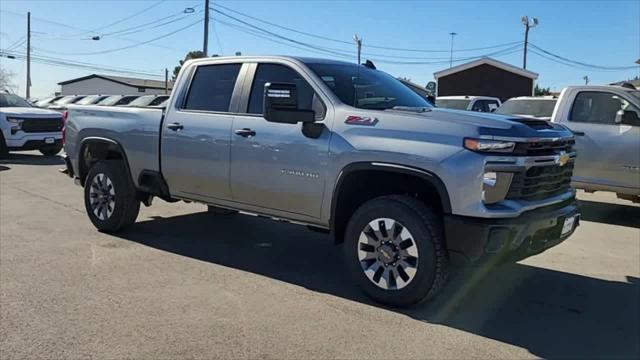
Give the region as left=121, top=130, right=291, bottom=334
left=556, top=151, right=570, bottom=167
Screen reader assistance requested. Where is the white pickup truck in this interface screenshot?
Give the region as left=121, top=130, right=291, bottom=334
left=550, top=85, right=640, bottom=202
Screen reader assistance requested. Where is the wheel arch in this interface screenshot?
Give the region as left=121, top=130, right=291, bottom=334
left=77, top=136, right=134, bottom=186
left=330, top=162, right=451, bottom=244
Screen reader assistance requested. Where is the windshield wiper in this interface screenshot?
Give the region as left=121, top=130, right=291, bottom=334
left=391, top=106, right=432, bottom=113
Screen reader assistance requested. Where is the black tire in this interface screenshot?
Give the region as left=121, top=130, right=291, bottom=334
left=207, top=205, right=238, bottom=215
left=343, top=195, right=448, bottom=307
left=84, top=160, right=140, bottom=232
left=0, top=132, right=8, bottom=158
left=39, top=143, right=63, bottom=156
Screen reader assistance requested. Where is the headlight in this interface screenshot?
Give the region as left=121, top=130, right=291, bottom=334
left=464, top=138, right=516, bottom=153
left=482, top=171, right=514, bottom=204
left=6, top=117, right=24, bottom=124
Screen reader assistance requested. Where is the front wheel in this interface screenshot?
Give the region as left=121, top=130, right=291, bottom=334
left=0, top=132, right=8, bottom=158
left=343, top=195, right=448, bottom=307
left=84, top=160, right=140, bottom=232
left=39, top=143, right=63, bottom=156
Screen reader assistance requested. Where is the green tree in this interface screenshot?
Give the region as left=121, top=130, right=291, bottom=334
left=534, top=84, right=552, bottom=96
left=172, top=50, right=206, bottom=81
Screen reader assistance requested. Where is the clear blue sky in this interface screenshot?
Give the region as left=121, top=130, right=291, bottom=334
left=1, top=0, right=639, bottom=98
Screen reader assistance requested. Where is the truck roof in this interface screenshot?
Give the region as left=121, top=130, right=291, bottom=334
left=563, top=85, right=638, bottom=92
left=184, top=55, right=356, bottom=67
left=506, top=96, right=558, bottom=101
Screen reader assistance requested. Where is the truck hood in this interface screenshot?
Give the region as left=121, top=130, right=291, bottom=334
left=0, top=107, right=63, bottom=117
left=372, top=107, right=572, bottom=139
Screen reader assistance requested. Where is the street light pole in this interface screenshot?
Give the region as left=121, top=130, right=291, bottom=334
left=449, top=32, right=457, bottom=68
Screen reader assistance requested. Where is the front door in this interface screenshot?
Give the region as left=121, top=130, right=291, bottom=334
left=161, top=63, right=243, bottom=200
left=564, top=90, right=640, bottom=190
left=229, top=62, right=331, bottom=218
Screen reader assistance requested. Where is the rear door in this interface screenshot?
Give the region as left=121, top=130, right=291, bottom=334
left=161, top=62, right=245, bottom=201
left=564, top=90, right=640, bottom=190
left=229, top=62, right=331, bottom=218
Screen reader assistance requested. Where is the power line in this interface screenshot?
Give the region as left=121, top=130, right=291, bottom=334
left=1, top=49, right=164, bottom=78
left=84, top=0, right=167, bottom=35
left=213, top=3, right=522, bottom=53
left=31, top=19, right=203, bottom=56
left=529, top=43, right=638, bottom=71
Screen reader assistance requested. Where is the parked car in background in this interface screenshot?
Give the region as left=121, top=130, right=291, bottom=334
left=436, top=96, right=501, bottom=112
left=62, top=55, right=580, bottom=307
left=149, top=98, right=169, bottom=108
left=496, top=96, right=558, bottom=120
left=96, top=95, right=139, bottom=106
left=551, top=85, right=640, bottom=202
left=0, top=92, right=64, bottom=157
left=48, top=95, right=87, bottom=112
left=34, top=95, right=64, bottom=108
left=124, top=94, right=169, bottom=107
left=74, top=95, right=110, bottom=106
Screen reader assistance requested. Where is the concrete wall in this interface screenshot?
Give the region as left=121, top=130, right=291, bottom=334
left=60, top=78, right=167, bottom=95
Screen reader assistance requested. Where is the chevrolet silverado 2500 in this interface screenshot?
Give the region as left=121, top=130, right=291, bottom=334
left=63, top=56, right=580, bottom=306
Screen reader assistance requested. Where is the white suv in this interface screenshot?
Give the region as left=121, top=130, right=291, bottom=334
left=0, top=92, right=64, bottom=157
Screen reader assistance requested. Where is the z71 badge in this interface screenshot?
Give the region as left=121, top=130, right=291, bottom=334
left=345, top=115, right=379, bottom=126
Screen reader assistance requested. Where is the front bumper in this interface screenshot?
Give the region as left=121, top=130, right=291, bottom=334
left=4, top=131, right=63, bottom=149
left=444, top=198, right=579, bottom=266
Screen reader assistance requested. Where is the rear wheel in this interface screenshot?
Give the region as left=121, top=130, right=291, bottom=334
left=84, top=160, right=140, bottom=232
left=39, top=143, right=63, bottom=156
left=343, top=195, right=448, bottom=307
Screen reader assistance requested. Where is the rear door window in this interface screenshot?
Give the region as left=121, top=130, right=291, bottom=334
left=184, top=64, right=242, bottom=112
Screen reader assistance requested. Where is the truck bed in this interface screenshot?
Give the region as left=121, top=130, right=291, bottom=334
left=65, top=104, right=165, bottom=185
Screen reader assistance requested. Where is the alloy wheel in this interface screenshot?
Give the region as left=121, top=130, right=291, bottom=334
left=89, top=173, right=116, bottom=221
left=357, top=218, right=419, bottom=290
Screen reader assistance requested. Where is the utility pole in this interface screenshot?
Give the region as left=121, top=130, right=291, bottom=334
left=26, top=11, right=31, bottom=99
left=353, top=34, right=362, bottom=65
left=203, top=0, right=210, bottom=56
left=521, top=16, right=538, bottom=69
left=165, top=68, right=169, bottom=94
left=583, top=76, right=589, bottom=85
left=448, top=32, right=457, bottom=68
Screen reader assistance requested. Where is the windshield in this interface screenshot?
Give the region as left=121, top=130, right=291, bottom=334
left=0, top=93, right=32, bottom=108
left=435, top=99, right=471, bottom=110
left=496, top=99, right=557, bottom=118
left=127, top=95, right=155, bottom=107
left=97, top=95, right=123, bottom=106
left=306, top=63, right=431, bottom=110
left=54, top=96, right=84, bottom=105
left=75, top=95, right=106, bottom=105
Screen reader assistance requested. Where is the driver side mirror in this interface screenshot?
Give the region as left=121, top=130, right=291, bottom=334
left=617, top=109, right=640, bottom=126
left=263, top=82, right=315, bottom=124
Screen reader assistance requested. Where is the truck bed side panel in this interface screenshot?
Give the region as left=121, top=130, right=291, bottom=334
left=65, top=105, right=163, bottom=186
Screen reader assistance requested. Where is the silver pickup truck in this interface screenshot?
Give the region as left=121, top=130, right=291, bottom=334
left=63, top=56, right=579, bottom=306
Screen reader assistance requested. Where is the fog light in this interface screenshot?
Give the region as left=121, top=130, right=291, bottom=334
left=482, top=171, right=514, bottom=204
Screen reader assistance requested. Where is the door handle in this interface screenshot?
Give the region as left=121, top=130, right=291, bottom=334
left=167, top=122, right=183, bottom=131
left=234, top=128, right=256, bottom=138
left=571, top=130, right=585, bottom=136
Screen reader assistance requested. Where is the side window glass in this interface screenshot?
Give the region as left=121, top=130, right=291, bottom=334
left=248, top=63, right=321, bottom=117
left=570, top=91, right=625, bottom=125
left=471, top=100, right=484, bottom=112
left=184, top=64, right=242, bottom=112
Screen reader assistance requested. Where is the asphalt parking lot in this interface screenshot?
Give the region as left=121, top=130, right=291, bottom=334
left=1, top=151, right=639, bottom=359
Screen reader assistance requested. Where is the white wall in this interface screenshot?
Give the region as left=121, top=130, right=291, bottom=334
left=60, top=77, right=168, bottom=95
